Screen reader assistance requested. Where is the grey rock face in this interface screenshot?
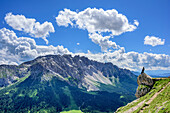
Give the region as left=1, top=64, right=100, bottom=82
left=135, top=85, right=151, bottom=98
left=0, top=65, right=20, bottom=87
left=135, top=73, right=153, bottom=98
left=137, top=73, right=154, bottom=86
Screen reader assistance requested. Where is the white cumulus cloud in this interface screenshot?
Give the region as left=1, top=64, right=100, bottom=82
left=144, top=36, right=165, bottom=47
left=56, top=8, right=138, bottom=35
left=0, top=28, right=69, bottom=65
left=89, top=33, right=118, bottom=52
left=56, top=8, right=138, bottom=51
left=5, top=13, right=55, bottom=44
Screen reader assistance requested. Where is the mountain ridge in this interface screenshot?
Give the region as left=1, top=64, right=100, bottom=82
left=0, top=54, right=137, bottom=112
left=0, top=54, right=137, bottom=93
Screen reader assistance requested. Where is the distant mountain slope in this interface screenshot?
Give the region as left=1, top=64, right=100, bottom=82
left=0, top=54, right=137, bottom=112
left=0, top=54, right=137, bottom=93
left=149, top=73, right=170, bottom=78
left=132, top=71, right=170, bottom=78
left=115, top=78, right=170, bottom=113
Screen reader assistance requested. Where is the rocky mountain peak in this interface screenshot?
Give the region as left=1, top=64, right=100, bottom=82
left=0, top=54, right=137, bottom=93
left=0, top=54, right=138, bottom=113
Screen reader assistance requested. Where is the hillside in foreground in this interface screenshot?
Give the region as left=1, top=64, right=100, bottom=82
left=115, top=77, right=170, bottom=113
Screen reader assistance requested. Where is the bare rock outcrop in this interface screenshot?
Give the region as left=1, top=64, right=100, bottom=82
left=135, top=73, right=153, bottom=98
left=137, top=73, right=154, bottom=86
left=135, top=84, right=151, bottom=98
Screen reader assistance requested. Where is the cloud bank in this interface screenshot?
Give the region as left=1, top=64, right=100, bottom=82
left=144, top=36, right=165, bottom=47
left=0, top=28, right=69, bottom=65
left=0, top=28, right=169, bottom=71
left=5, top=13, right=55, bottom=44
left=76, top=48, right=170, bottom=71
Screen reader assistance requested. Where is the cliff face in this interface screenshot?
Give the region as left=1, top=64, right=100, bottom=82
left=135, top=73, right=154, bottom=98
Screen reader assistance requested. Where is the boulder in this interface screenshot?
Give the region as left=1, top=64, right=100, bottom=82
left=135, top=73, right=154, bottom=98
left=137, top=73, right=153, bottom=86
left=135, top=85, right=151, bottom=98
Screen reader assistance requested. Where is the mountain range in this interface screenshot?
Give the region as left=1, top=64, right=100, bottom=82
left=0, top=54, right=137, bottom=112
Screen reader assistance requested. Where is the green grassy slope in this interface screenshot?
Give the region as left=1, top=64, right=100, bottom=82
left=0, top=74, right=136, bottom=113
left=60, top=110, right=83, bottom=113
left=115, top=78, right=170, bottom=113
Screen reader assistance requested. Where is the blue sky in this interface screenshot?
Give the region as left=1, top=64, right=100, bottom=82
left=0, top=0, right=170, bottom=72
